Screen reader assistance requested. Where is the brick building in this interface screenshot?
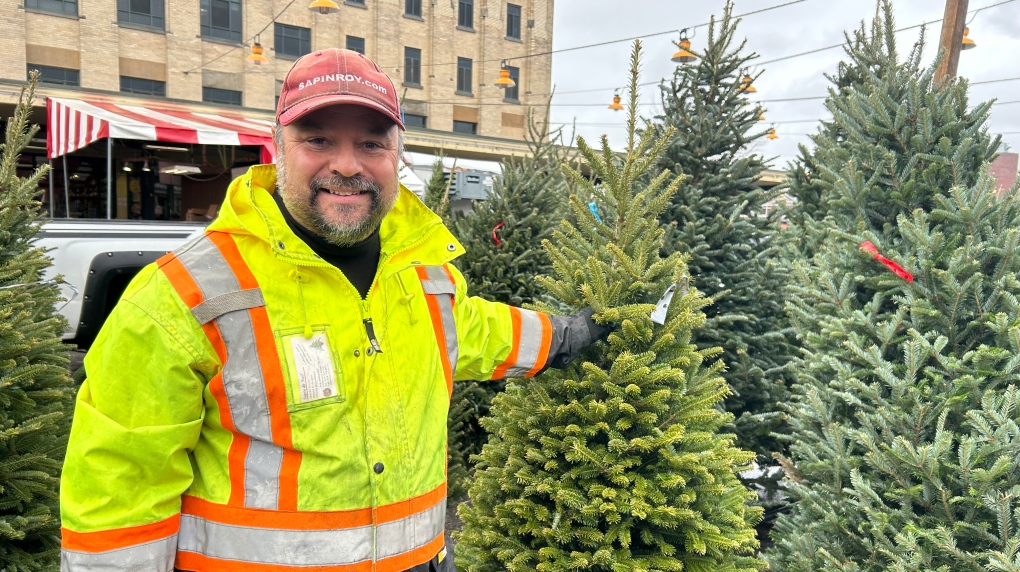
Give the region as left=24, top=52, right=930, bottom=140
left=0, top=0, right=553, bottom=219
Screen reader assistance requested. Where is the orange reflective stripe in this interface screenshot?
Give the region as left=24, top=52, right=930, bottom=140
left=159, top=255, right=203, bottom=309
left=175, top=552, right=374, bottom=572
left=206, top=231, right=301, bottom=510
left=181, top=480, right=445, bottom=530
left=440, top=264, right=457, bottom=308
left=61, top=514, right=180, bottom=552
left=376, top=532, right=444, bottom=572
left=375, top=481, right=446, bottom=524
left=417, top=266, right=453, bottom=391
left=491, top=306, right=523, bottom=379
left=525, top=312, right=553, bottom=377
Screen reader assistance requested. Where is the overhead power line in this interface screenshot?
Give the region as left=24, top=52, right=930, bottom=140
left=418, top=0, right=815, bottom=69
left=183, top=0, right=298, bottom=75
left=554, top=0, right=1017, bottom=97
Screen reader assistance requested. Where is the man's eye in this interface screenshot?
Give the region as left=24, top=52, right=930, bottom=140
left=307, top=137, right=328, bottom=146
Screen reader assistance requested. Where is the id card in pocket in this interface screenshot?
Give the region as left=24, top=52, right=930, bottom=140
left=278, top=326, right=345, bottom=411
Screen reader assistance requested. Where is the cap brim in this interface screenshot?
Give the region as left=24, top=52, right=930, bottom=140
left=278, top=94, right=405, bottom=130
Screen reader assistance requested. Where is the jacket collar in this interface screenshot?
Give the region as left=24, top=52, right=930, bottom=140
left=209, top=164, right=464, bottom=270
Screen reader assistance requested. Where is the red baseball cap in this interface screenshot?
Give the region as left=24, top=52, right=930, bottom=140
left=276, top=48, right=404, bottom=130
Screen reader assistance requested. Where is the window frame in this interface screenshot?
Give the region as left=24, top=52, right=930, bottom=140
left=274, top=23, right=311, bottom=58
left=452, top=120, right=477, bottom=135
left=504, top=65, right=520, bottom=102
left=202, top=86, right=243, bottom=106
left=403, top=113, right=427, bottom=128
left=404, top=0, right=422, bottom=17
left=117, top=0, right=165, bottom=30
left=29, top=64, right=80, bottom=86
left=120, top=76, right=167, bottom=96
left=346, top=36, right=366, bottom=55
left=456, top=57, right=473, bottom=95
left=457, top=0, right=473, bottom=29
left=506, top=3, right=521, bottom=40
left=25, top=0, right=78, bottom=17
left=404, top=47, right=422, bottom=86
left=200, top=0, right=243, bottom=43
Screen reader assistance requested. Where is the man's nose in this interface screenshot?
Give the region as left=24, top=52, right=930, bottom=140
left=328, top=146, right=362, bottom=178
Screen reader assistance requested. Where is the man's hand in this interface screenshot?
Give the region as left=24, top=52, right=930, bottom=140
left=548, top=306, right=612, bottom=369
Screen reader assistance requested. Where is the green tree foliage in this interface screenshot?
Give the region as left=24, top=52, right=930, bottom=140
left=445, top=114, right=574, bottom=501
left=423, top=156, right=452, bottom=223
left=645, top=1, right=795, bottom=463
left=0, top=74, right=75, bottom=570
left=766, top=3, right=1017, bottom=570
left=455, top=41, right=764, bottom=572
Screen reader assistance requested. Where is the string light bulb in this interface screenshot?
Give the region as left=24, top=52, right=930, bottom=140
left=308, top=0, right=340, bottom=14
left=671, top=29, right=697, bottom=63
left=961, top=26, right=976, bottom=50
left=608, top=91, right=623, bottom=111
left=247, top=37, right=268, bottom=65
left=494, top=60, right=516, bottom=87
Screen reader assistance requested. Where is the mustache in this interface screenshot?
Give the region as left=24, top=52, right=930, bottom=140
left=310, top=174, right=380, bottom=194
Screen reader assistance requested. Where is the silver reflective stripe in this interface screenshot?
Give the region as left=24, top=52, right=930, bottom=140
left=375, top=496, right=446, bottom=560
left=505, top=308, right=544, bottom=378
left=175, top=236, right=283, bottom=509
left=191, top=288, right=265, bottom=325
left=245, top=439, right=284, bottom=508
left=421, top=279, right=456, bottom=295
left=60, top=535, right=177, bottom=572
left=178, top=497, right=444, bottom=566
left=424, top=266, right=458, bottom=375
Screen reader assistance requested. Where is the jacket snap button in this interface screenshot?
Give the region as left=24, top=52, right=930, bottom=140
left=277, top=241, right=286, bottom=249
left=353, top=350, right=360, bottom=357
left=373, top=462, right=384, bottom=474
left=366, top=348, right=374, bottom=356
left=446, top=243, right=456, bottom=251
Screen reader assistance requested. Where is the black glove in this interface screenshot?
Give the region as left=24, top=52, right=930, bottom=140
left=547, top=306, right=611, bottom=369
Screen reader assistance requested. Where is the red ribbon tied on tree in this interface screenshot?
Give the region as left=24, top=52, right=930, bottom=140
left=492, top=222, right=505, bottom=246
left=859, top=241, right=913, bottom=282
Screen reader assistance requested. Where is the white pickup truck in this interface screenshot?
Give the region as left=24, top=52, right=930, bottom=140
left=38, top=219, right=207, bottom=347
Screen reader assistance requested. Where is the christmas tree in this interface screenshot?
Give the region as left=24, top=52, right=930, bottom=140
left=766, top=2, right=1017, bottom=570
left=446, top=112, right=573, bottom=501
left=646, top=0, right=795, bottom=465
left=0, top=74, right=75, bottom=569
left=455, top=41, right=764, bottom=572
left=423, top=156, right=452, bottom=223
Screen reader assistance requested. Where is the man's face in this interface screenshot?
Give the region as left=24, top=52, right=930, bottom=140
left=275, top=104, right=400, bottom=246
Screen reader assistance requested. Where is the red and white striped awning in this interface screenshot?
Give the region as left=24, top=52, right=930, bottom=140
left=46, top=96, right=275, bottom=162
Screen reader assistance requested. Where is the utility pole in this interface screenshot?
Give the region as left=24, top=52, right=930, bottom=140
left=934, top=0, right=969, bottom=84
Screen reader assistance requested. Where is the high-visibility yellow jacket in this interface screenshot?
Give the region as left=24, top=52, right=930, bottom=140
left=60, top=165, right=560, bottom=572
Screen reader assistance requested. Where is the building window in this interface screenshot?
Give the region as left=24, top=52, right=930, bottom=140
left=458, top=0, right=473, bottom=29
left=452, top=120, right=477, bottom=135
left=275, top=23, right=311, bottom=58
left=346, top=0, right=365, bottom=4
left=404, top=0, right=421, bottom=17
left=203, top=87, right=242, bottom=106
left=25, top=0, right=77, bottom=16
left=504, top=65, right=519, bottom=101
left=117, top=0, right=164, bottom=29
left=346, top=36, right=365, bottom=55
left=456, top=57, right=472, bottom=94
left=506, top=3, right=521, bottom=39
left=201, top=0, right=242, bottom=43
left=404, top=47, right=421, bottom=86
left=121, top=76, right=166, bottom=96
left=28, top=65, right=79, bottom=86
left=403, top=113, right=426, bottom=128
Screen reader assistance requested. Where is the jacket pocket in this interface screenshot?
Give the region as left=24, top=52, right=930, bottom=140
left=275, top=324, right=347, bottom=412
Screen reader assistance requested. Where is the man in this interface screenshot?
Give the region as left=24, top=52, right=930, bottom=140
left=60, top=49, right=605, bottom=572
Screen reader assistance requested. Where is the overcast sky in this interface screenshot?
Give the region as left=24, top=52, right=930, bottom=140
left=546, top=0, right=1020, bottom=170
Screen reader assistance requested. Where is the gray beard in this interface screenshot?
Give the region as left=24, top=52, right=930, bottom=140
left=279, top=172, right=390, bottom=247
